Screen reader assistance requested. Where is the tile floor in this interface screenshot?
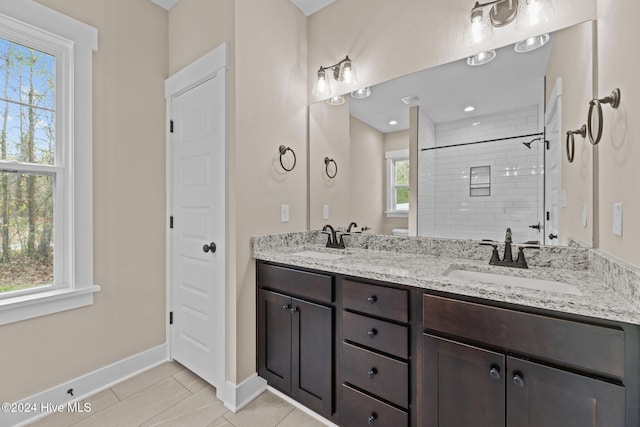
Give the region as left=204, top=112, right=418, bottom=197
left=29, top=362, right=327, bottom=427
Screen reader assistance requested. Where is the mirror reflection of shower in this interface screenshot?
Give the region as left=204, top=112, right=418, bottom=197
left=522, top=136, right=548, bottom=149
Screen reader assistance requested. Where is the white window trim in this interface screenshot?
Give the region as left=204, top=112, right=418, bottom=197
left=385, top=149, right=409, bottom=218
left=0, top=0, right=99, bottom=325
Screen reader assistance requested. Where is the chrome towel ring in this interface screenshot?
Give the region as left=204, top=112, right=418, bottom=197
left=324, top=157, right=337, bottom=178
left=587, top=88, right=621, bottom=145
left=278, top=145, right=296, bottom=172
left=566, top=125, right=586, bottom=163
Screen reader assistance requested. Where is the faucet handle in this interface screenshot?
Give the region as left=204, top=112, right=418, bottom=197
left=479, top=241, right=500, bottom=264
left=514, top=245, right=540, bottom=268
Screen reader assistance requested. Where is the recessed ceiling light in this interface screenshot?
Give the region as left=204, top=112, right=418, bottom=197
left=464, top=106, right=475, bottom=112
left=472, top=121, right=481, bottom=126
left=466, top=50, right=496, bottom=66
left=401, top=95, right=420, bottom=105
left=389, top=120, right=398, bottom=126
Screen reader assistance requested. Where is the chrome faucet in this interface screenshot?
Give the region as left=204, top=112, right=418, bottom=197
left=479, top=227, right=540, bottom=269
left=321, top=224, right=346, bottom=249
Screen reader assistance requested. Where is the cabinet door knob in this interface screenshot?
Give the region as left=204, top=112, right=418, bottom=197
left=281, top=304, right=290, bottom=311
left=367, top=412, right=377, bottom=425
left=489, top=365, right=501, bottom=380
left=367, top=295, right=377, bottom=304
left=513, top=372, right=525, bottom=388
left=290, top=306, right=298, bottom=313
left=367, top=328, right=378, bottom=338
left=367, top=367, right=378, bottom=379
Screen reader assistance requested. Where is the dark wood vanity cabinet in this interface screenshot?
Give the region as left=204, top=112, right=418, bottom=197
left=257, top=263, right=334, bottom=417
left=422, top=294, right=636, bottom=427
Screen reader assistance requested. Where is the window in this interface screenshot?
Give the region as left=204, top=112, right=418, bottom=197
left=0, top=3, right=98, bottom=325
left=386, top=149, right=409, bottom=217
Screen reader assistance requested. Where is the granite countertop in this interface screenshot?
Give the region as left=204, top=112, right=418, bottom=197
left=253, top=238, right=640, bottom=326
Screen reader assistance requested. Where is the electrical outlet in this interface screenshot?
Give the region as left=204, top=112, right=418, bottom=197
left=613, top=203, right=623, bottom=236
left=280, top=204, right=289, bottom=223
left=322, top=204, right=330, bottom=220
left=581, top=204, right=588, bottom=227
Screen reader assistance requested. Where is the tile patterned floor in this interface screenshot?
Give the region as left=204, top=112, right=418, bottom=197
left=29, top=362, right=326, bottom=427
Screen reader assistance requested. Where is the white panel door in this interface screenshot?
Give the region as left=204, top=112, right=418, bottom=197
left=545, top=78, right=562, bottom=246
left=171, top=74, right=225, bottom=387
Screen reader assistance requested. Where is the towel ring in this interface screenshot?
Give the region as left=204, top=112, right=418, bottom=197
left=566, top=125, right=586, bottom=163
left=278, top=145, right=296, bottom=172
left=324, top=157, right=337, bottom=179
left=587, top=88, right=620, bottom=145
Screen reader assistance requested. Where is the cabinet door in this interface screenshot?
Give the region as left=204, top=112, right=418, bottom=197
left=258, top=290, right=292, bottom=393
left=291, top=297, right=333, bottom=416
left=507, top=356, right=625, bottom=427
left=423, top=334, right=505, bottom=427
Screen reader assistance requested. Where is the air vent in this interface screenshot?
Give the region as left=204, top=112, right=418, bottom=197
left=401, top=95, right=420, bottom=105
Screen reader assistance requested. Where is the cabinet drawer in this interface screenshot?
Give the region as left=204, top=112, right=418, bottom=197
left=341, top=342, right=408, bottom=408
left=342, top=311, right=408, bottom=359
left=342, top=384, right=408, bottom=427
left=343, top=280, right=408, bottom=322
left=258, top=263, right=333, bottom=303
left=423, top=294, right=626, bottom=378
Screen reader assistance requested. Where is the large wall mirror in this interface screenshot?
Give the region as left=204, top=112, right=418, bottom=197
left=309, top=21, right=594, bottom=247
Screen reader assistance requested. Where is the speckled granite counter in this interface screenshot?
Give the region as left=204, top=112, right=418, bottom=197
left=252, top=231, right=640, bottom=325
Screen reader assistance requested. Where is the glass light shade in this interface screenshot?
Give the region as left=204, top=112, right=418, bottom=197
left=312, top=68, right=332, bottom=98
left=326, top=95, right=345, bottom=106
left=351, top=87, right=371, bottom=99
left=463, top=8, right=493, bottom=47
left=338, top=59, right=358, bottom=91
left=515, top=0, right=554, bottom=31
left=514, top=33, right=550, bottom=52
left=466, top=50, right=497, bottom=66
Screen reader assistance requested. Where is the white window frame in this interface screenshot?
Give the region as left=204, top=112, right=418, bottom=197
left=385, top=149, right=409, bottom=218
left=0, top=1, right=99, bottom=325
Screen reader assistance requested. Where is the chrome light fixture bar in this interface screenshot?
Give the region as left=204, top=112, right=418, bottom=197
left=312, top=55, right=359, bottom=99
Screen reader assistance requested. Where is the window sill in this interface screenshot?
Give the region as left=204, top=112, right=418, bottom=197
left=385, top=211, right=409, bottom=218
left=0, top=285, right=101, bottom=325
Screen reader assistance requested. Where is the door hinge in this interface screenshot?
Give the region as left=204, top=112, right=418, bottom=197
left=169, top=311, right=173, bottom=325
left=170, top=216, right=174, bottom=229
left=170, top=120, right=174, bottom=133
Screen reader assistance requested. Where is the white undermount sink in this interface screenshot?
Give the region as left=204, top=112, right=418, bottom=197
left=446, top=269, right=583, bottom=296
left=291, top=250, right=346, bottom=261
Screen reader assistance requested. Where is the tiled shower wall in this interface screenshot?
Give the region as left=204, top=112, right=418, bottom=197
left=418, top=105, right=545, bottom=243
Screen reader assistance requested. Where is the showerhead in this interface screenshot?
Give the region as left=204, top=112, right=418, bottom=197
left=523, top=141, right=533, bottom=149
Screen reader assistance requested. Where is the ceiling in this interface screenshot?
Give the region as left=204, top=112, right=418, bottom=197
left=349, top=39, right=553, bottom=134
left=150, top=0, right=335, bottom=15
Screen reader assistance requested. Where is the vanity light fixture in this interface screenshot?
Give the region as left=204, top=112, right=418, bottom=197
left=351, top=87, right=371, bottom=99
left=467, top=49, right=497, bottom=66
left=463, top=0, right=553, bottom=46
left=464, top=105, right=476, bottom=112
left=312, top=55, right=358, bottom=98
left=514, top=33, right=550, bottom=52
left=327, top=95, right=346, bottom=106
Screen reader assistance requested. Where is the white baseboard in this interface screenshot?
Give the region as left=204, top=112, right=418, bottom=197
left=217, top=373, right=267, bottom=413
left=267, top=386, right=339, bottom=427
left=4, top=344, right=168, bottom=427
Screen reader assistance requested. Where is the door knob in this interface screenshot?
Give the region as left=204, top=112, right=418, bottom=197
left=513, top=372, right=525, bottom=388
left=548, top=233, right=558, bottom=240
left=489, top=365, right=501, bottom=380
left=203, top=242, right=217, bottom=253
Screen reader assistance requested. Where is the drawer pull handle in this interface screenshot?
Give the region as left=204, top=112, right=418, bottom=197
left=513, top=372, right=525, bottom=388
left=489, top=365, right=501, bottom=380
left=367, top=412, right=377, bottom=425
left=367, top=328, right=378, bottom=338
left=368, top=367, right=378, bottom=379
left=367, top=295, right=378, bottom=304
left=281, top=304, right=291, bottom=311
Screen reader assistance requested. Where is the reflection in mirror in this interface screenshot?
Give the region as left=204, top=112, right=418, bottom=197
left=309, top=21, right=593, bottom=247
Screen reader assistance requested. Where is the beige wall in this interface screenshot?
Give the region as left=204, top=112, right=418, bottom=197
left=545, top=22, right=594, bottom=246
left=596, top=0, right=640, bottom=266
left=349, top=117, right=385, bottom=234
left=170, top=0, right=308, bottom=383
left=309, top=102, right=351, bottom=230
left=1, top=0, right=168, bottom=403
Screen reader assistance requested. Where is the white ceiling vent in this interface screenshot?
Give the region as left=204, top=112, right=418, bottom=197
left=401, top=95, right=421, bottom=105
